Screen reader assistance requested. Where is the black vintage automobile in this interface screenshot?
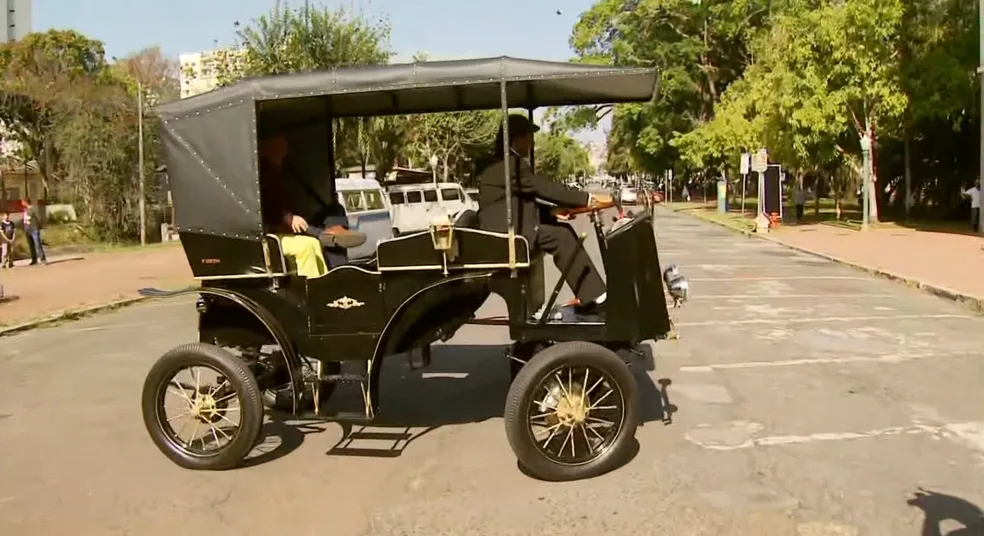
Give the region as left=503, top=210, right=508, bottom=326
left=140, top=56, right=676, bottom=482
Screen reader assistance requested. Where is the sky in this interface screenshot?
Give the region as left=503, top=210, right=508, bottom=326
left=33, top=0, right=607, bottom=141
left=33, top=0, right=594, bottom=66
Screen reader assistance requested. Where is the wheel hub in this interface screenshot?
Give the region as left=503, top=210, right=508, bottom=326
left=545, top=382, right=588, bottom=426
left=191, top=393, right=223, bottom=423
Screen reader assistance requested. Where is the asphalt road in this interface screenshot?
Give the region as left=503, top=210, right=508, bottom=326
left=1, top=207, right=983, bottom=535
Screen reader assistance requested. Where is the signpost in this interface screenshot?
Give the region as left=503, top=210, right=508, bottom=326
left=740, top=152, right=750, bottom=215
left=751, top=149, right=769, bottom=216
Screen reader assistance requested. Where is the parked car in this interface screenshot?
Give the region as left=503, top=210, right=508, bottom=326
left=620, top=187, right=639, bottom=205
left=387, top=182, right=477, bottom=235
left=335, top=177, right=393, bottom=260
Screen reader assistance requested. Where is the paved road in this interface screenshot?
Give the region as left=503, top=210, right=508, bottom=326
left=1, top=207, right=983, bottom=535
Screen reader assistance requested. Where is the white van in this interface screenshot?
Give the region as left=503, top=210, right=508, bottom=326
left=335, top=178, right=394, bottom=260
left=386, top=182, right=478, bottom=235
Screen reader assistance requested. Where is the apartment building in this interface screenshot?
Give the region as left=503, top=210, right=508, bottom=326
left=178, top=47, right=245, bottom=98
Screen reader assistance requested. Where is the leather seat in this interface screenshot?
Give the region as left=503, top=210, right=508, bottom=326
left=454, top=209, right=479, bottom=229
left=346, top=210, right=480, bottom=271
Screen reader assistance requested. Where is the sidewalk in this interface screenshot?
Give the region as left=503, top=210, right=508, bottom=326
left=668, top=203, right=984, bottom=306
left=768, top=223, right=984, bottom=300
left=0, top=245, right=193, bottom=327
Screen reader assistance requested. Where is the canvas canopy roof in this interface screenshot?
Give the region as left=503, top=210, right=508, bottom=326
left=157, top=56, right=658, bottom=239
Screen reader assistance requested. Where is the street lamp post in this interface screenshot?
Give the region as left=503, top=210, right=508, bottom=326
left=429, top=154, right=439, bottom=187
left=860, top=133, right=871, bottom=231
left=137, top=80, right=146, bottom=245
left=979, top=0, right=984, bottom=234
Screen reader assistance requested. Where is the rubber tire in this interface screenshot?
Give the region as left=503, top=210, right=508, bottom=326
left=504, top=341, right=639, bottom=482
left=142, top=343, right=264, bottom=471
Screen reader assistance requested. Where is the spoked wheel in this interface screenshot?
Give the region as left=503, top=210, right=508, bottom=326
left=142, top=343, right=264, bottom=471
left=504, top=341, right=639, bottom=481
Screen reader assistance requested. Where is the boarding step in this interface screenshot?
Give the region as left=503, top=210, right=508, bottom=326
left=327, top=425, right=416, bottom=458
left=320, top=373, right=368, bottom=383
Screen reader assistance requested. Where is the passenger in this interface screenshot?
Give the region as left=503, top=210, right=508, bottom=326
left=477, top=114, right=612, bottom=315
left=259, top=132, right=368, bottom=274
left=259, top=134, right=326, bottom=277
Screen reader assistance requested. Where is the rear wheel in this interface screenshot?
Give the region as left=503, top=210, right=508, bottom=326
left=504, top=341, right=639, bottom=481
left=141, top=343, right=264, bottom=471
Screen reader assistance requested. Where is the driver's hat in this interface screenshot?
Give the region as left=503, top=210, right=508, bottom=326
left=504, top=114, right=540, bottom=137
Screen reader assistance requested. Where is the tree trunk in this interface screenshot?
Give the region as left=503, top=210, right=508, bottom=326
left=903, top=127, right=912, bottom=217
left=868, top=122, right=880, bottom=223
left=814, top=174, right=821, bottom=216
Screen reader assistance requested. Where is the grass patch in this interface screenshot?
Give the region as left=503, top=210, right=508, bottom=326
left=666, top=201, right=756, bottom=232
left=6, top=223, right=178, bottom=259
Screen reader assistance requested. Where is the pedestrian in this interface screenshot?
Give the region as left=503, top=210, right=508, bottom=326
left=21, top=201, right=47, bottom=266
left=1, top=211, right=14, bottom=268
left=795, top=184, right=807, bottom=221
left=962, top=184, right=980, bottom=231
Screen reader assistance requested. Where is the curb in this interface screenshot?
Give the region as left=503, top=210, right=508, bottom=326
left=669, top=206, right=984, bottom=313
left=0, top=295, right=151, bottom=337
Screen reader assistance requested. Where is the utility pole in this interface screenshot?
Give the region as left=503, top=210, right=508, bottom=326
left=138, top=80, right=146, bottom=245
left=860, top=133, right=871, bottom=231
left=979, top=0, right=984, bottom=233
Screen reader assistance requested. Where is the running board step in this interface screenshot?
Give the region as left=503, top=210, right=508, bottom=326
left=321, top=373, right=367, bottom=383
left=327, top=427, right=416, bottom=458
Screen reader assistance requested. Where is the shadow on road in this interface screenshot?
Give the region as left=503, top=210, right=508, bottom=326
left=241, top=343, right=672, bottom=473
left=907, top=488, right=984, bottom=535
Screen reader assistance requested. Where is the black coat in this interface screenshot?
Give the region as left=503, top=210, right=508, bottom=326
left=477, top=156, right=589, bottom=242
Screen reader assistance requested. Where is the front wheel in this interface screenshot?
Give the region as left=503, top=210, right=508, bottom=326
left=141, top=343, right=264, bottom=471
left=504, top=341, right=639, bottom=482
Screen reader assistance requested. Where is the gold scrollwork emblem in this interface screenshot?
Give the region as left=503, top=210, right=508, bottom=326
left=327, top=296, right=365, bottom=310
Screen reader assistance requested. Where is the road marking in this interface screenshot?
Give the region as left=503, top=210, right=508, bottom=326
left=56, top=318, right=193, bottom=333
left=686, top=421, right=983, bottom=451
left=420, top=372, right=469, bottom=379
left=680, top=264, right=818, bottom=269
left=689, top=276, right=869, bottom=282
left=691, top=294, right=895, bottom=300
left=679, top=350, right=972, bottom=372
left=661, top=251, right=784, bottom=257
left=674, top=314, right=971, bottom=328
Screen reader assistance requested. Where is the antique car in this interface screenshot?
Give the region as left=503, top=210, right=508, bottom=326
left=139, top=56, right=675, bottom=482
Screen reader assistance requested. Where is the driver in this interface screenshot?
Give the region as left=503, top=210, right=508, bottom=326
left=477, top=114, right=612, bottom=315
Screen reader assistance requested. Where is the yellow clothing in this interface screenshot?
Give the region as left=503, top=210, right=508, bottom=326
left=279, top=234, right=327, bottom=278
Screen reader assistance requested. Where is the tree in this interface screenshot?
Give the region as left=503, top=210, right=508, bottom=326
left=534, top=130, right=594, bottom=180
left=51, top=70, right=146, bottom=239
left=116, top=46, right=180, bottom=104
left=0, top=29, right=156, bottom=240
left=569, top=0, right=773, bottom=175
left=0, top=30, right=109, bottom=192
left=402, top=110, right=500, bottom=182
left=210, top=2, right=396, bottom=175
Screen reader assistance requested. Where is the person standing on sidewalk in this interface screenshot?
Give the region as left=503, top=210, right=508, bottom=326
left=21, top=201, right=46, bottom=265
left=962, top=184, right=980, bottom=231
left=1, top=211, right=14, bottom=268
left=795, top=185, right=807, bottom=221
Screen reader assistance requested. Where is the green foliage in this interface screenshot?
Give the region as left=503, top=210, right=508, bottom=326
left=575, top=0, right=978, bottom=218
left=534, top=130, right=594, bottom=180
left=570, top=0, right=772, bottom=174
left=0, top=29, right=163, bottom=240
